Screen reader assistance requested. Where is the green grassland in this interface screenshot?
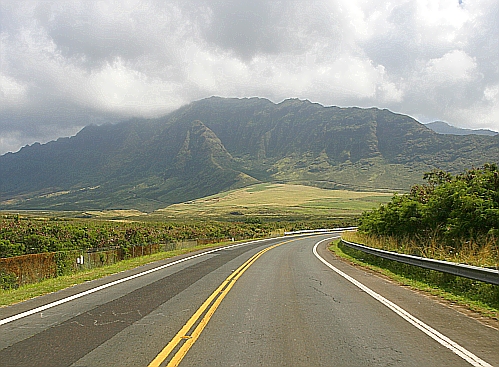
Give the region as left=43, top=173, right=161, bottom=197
left=152, top=183, right=393, bottom=221
left=22, top=184, right=393, bottom=222
left=1, top=184, right=392, bottom=223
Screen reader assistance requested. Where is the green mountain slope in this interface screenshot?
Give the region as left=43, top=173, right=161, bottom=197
left=1, top=97, right=499, bottom=211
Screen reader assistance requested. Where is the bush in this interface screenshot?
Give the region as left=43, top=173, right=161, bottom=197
left=359, top=164, right=499, bottom=248
left=0, top=239, right=24, bottom=258
left=54, top=251, right=78, bottom=276
left=0, top=269, right=18, bottom=290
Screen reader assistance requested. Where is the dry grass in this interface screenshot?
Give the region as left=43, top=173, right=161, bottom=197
left=154, top=183, right=392, bottom=220
left=84, top=209, right=148, bottom=219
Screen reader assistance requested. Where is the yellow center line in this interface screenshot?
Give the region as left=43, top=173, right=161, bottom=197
left=147, top=238, right=298, bottom=367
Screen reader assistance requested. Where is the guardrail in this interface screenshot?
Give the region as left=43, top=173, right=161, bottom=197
left=340, top=239, right=499, bottom=286
left=284, top=227, right=357, bottom=235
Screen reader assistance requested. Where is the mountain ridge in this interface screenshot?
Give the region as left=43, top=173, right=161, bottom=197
left=425, top=121, right=498, bottom=136
left=1, top=97, right=498, bottom=211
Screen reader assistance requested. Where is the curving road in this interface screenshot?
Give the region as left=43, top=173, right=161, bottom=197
left=0, top=234, right=498, bottom=367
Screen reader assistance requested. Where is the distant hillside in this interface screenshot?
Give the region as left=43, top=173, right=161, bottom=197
left=426, top=121, right=498, bottom=136
left=1, top=97, right=499, bottom=211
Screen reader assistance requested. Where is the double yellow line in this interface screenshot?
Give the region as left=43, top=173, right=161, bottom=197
left=148, top=239, right=294, bottom=367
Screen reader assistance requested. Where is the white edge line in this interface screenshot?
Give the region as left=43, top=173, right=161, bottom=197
left=0, top=237, right=278, bottom=326
left=313, top=238, right=493, bottom=367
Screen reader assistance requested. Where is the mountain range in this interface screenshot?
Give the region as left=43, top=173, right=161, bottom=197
left=1, top=97, right=499, bottom=212
left=425, top=121, right=498, bottom=136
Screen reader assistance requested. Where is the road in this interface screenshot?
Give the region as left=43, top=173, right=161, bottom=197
left=0, top=234, right=498, bottom=367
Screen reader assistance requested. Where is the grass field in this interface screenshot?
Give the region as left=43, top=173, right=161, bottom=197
left=3, top=184, right=393, bottom=222
left=152, top=183, right=393, bottom=221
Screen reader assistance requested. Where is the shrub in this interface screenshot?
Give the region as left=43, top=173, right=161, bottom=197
left=359, top=164, right=499, bottom=248
left=0, top=269, right=18, bottom=290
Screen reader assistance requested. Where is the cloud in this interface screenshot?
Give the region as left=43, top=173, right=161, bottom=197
left=424, top=50, right=477, bottom=82
left=0, top=0, right=498, bottom=154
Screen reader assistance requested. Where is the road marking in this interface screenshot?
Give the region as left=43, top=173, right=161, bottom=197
left=148, top=238, right=296, bottom=367
left=313, top=238, right=494, bottom=367
left=0, top=238, right=275, bottom=326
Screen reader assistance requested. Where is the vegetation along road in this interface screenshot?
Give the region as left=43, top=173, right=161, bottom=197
left=1, top=233, right=497, bottom=367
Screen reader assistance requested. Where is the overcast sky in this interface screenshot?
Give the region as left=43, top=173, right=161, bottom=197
left=1, top=0, right=498, bottom=154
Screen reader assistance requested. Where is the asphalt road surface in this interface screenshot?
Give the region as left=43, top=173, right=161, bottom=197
left=1, top=233, right=498, bottom=367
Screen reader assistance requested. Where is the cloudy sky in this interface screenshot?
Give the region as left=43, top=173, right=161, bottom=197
left=1, top=0, right=498, bottom=154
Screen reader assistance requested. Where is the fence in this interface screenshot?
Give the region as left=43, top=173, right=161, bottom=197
left=0, top=238, right=229, bottom=289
